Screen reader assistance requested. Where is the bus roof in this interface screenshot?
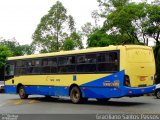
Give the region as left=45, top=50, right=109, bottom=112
left=7, top=45, right=152, bottom=60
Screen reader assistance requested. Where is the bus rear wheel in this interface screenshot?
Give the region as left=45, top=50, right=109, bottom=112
left=18, top=86, right=28, bottom=99
left=70, top=86, right=83, bottom=104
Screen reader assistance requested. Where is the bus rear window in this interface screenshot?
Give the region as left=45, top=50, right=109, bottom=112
left=127, top=49, right=153, bottom=63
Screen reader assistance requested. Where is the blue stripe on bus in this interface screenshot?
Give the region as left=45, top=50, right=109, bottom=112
left=4, top=70, right=155, bottom=98
left=25, top=86, right=69, bottom=96
left=81, top=70, right=125, bottom=87
left=80, top=70, right=125, bottom=98
left=4, top=84, right=155, bottom=99
left=4, top=71, right=125, bottom=98
left=5, top=85, right=69, bottom=96
left=5, top=85, right=17, bottom=94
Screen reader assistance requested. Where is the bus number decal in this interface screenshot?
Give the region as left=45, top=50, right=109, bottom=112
left=103, top=80, right=120, bottom=88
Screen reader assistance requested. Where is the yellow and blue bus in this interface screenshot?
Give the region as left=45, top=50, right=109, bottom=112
left=4, top=45, right=156, bottom=103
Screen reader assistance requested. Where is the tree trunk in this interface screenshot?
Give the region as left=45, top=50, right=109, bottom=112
left=56, top=22, right=59, bottom=52
left=57, top=31, right=59, bottom=51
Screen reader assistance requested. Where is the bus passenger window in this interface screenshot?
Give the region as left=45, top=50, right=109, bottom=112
left=16, top=61, right=25, bottom=67
left=58, top=57, right=67, bottom=65
left=85, top=54, right=96, bottom=63
left=97, top=53, right=106, bottom=62
left=97, top=52, right=119, bottom=72
left=42, top=59, right=48, bottom=66
left=35, top=60, right=40, bottom=66
left=77, top=56, right=85, bottom=63
left=58, top=56, right=75, bottom=73
left=109, top=52, right=118, bottom=62
left=67, top=56, right=75, bottom=64
left=77, top=54, right=96, bottom=73
left=27, top=59, right=41, bottom=74
left=5, top=64, right=14, bottom=76
left=50, top=58, right=57, bottom=73
left=49, top=58, right=57, bottom=66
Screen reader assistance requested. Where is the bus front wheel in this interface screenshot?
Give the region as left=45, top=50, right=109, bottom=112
left=70, top=86, right=83, bottom=104
left=18, top=86, right=28, bottom=99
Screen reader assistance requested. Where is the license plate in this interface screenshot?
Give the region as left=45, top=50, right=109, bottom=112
left=140, top=76, right=146, bottom=81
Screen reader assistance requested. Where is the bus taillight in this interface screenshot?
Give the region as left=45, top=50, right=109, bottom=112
left=124, top=75, right=130, bottom=87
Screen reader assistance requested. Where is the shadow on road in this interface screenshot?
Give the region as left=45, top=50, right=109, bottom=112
left=19, top=96, right=148, bottom=107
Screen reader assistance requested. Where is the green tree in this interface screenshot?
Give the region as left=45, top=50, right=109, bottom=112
left=63, top=31, right=83, bottom=50
left=105, top=1, right=160, bottom=76
left=19, top=44, right=35, bottom=55
left=143, top=4, right=160, bottom=62
left=87, top=28, right=130, bottom=47
left=0, top=45, right=12, bottom=79
left=0, top=39, right=34, bottom=56
left=98, top=0, right=159, bottom=47
left=96, top=0, right=160, bottom=83
left=87, top=29, right=110, bottom=47
left=81, top=22, right=95, bottom=38
left=0, top=45, right=12, bottom=68
left=63, top=39, right=75, bottom=51
left=105, top=3, right=148, bottom=44
left=32, top=1, right=81, bottom=52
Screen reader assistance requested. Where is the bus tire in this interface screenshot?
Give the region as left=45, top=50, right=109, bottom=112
left=18, top=86, right=28, bottom=99
left=70, top=86, right=83, bottom=104
left=155, top=89, right=160, bottom=99
left=96, top=98, right=110, bottom=104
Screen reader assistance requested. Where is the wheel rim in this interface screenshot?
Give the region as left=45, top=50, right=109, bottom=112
left=157, top=91, right=160, bottom=98
left=71, top=89, right=80, bottom=102
left=19, top=88, right=25, bottom=97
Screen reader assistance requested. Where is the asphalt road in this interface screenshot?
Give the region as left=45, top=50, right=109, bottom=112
left=0, top=94, right=160, bottom=120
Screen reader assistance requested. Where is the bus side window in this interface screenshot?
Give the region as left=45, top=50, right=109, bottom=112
left=77, top=55, right=85, bottom=63
left=109, top=52, right=118, bottom=62
left=5, top=64, right=14, bottom=76
left=27, top=59, right=41, bottom=74
left=77, top=54, right=96, bottom=73
left=58, top=56, right=75, bottom=73
left=67, top=56, right=75, bottom=64
left=67, top=56, right=76, bottom=73
left=50, top=58, right=58, bottom=73
left=97, top=52, right=119, bottom=72
left=42, top=58, right=50, bottom=73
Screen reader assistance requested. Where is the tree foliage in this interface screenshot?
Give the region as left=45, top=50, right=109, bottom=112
left=0, top=45, right=12, bottom=68
left=86, top=0, right=160, bottom=83
left=0, top=39, right=34, bottom=56
left=0, top=39, right=34, bottom=79
left=63, top=31, right=83, bottom=50
left=97, top=0, right=160, bottom=47
left=32, top=1, right=83, bottom=52
left=0, top=45, right=12, bottom=78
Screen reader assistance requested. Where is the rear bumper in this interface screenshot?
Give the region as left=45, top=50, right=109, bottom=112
left=81, top=85, right=156, bottom=98
left=123, top=85, right=156, bottom=96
